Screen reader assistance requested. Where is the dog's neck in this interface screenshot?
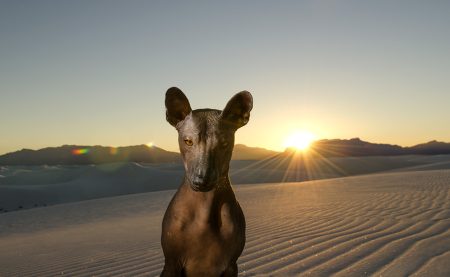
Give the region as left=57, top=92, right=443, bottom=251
left=180, top=174, right=235, bottom=225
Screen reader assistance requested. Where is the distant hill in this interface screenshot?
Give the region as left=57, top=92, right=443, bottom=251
left=0, top=145, right=181, bottom=166
left=407, top=140, right=450, bottom=155
left=0, top=144, right=277, bottom=165
left=232, top=144, right=278, bottom=160
left=308, top=138, right=450, bottom=157
left=309, top=138, right=405, bottom=157
left=1, top=139, right=450, bottom=165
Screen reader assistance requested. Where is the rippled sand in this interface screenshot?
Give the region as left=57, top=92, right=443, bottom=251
left=0, top=170, right=449, bottom=276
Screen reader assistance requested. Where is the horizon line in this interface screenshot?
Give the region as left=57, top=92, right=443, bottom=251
left=1, top=138, right=448, bottom=156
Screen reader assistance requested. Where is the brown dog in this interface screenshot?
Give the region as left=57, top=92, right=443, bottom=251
left=161, top=87, right=252, bottom=276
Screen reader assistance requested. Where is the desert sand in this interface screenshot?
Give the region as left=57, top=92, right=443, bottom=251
left=2, top=154, right=450, bottom=212
left=0, top=169, right=449, bottom=276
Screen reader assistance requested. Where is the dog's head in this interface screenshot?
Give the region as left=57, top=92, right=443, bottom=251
left=165, top=87, right=253, bottom=192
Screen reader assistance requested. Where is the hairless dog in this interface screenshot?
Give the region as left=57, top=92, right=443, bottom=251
left=161, top=87, right=252, bottom=276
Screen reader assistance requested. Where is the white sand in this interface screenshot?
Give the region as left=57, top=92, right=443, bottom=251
left=0, top=169, right=449, bottom=276
left=2, top=155, right=450, bottom=212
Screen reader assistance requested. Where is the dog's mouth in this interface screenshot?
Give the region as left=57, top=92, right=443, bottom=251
left=189, top=176, right=216, bottom=192
left=190, top=183, right=215, bottom=192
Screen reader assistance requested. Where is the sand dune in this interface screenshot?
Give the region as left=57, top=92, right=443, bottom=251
left=0, top=169, right=449, bottom=276
left=2, top=155, right=450, bottom=213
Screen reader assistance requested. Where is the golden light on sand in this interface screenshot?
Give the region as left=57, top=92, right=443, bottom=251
left=283, top=131, right=316, bottom=151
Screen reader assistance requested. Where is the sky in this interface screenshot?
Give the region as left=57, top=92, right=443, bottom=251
left=1, top=0, right=449, bottom=155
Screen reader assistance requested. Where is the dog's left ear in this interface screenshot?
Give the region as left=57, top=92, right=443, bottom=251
left=221, top=91, right=253, bottom=129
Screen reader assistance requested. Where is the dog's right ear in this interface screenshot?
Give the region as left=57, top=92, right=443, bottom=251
left=165, top=87, right=192, bottom=127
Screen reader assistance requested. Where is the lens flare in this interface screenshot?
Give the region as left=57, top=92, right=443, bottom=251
left=72, top=148, right=89, bottom=155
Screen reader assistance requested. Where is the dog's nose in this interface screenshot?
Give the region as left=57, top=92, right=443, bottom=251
left=192, top=173, right=205, bottom=185
left=193, top=167, right=206, bottom=184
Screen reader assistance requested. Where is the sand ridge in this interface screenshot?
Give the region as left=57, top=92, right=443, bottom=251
left=2, top=154, right=450, bottom=213
left=0, top=169, right=449, bottom=276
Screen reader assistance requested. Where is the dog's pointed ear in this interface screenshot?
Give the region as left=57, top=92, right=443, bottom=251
left=165, top=87, right=192, bottom=127
left=221, top=91, right=253, bottom=129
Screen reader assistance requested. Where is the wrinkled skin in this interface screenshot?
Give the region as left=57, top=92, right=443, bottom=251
left=161, top=87, right=252, bottom=277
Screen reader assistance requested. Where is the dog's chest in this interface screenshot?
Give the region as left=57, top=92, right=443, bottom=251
left=165, top=200, right=240, bottom=250
left=171, top=201, right=237, bottom=240
left=177, top=214, right=239, bottom=273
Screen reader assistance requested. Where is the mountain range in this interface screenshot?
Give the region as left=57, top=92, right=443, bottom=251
left=0, top=139, right=449, bottom=165
left=309, top=138, right=450, bottom=157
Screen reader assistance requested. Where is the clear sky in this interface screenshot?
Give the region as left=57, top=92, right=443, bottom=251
left=1, top=0, right=449, bottom=155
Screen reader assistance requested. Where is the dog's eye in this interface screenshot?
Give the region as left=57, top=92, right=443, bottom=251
left=184, top=138, right=193, bottom=146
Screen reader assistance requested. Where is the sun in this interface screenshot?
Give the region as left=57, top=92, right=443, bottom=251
left=283, top=131, right=316, bottom=151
